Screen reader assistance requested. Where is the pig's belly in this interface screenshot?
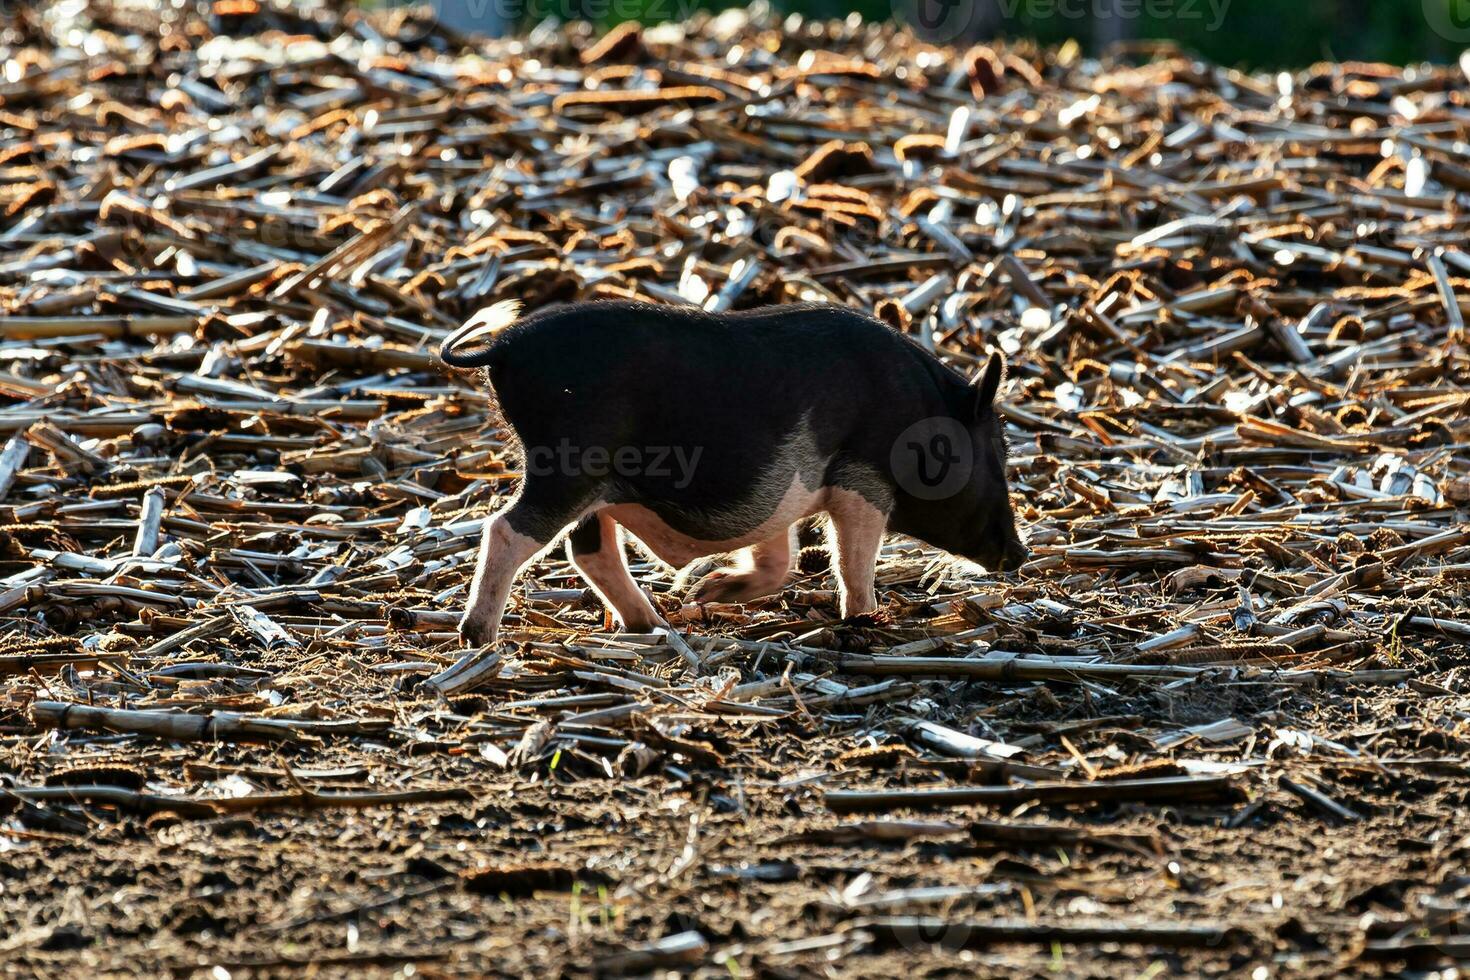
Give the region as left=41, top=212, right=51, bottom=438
left=602, top=475, right=827, bottom=568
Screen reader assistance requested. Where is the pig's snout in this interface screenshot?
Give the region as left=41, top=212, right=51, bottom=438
left=967, top=534, right=1028, bottom=573
left=995, top=541, right=1030, bottom=572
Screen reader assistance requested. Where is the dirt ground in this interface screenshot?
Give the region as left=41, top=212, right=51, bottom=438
left=6, top=630, right=1470, bottom=977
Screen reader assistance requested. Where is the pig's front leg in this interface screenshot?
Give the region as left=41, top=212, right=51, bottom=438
left=459, top=506, right=556, bottom=647
left=567, top=511, right=665, bottom=632
left=692, top=526, right=794, bottom=604
left=826, top=490, right=887, bottom=617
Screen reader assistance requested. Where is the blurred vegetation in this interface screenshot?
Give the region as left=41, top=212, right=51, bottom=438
left=1008, top=0, right=1459, bottom=67
left=593, top=0, right=1469, bottom=67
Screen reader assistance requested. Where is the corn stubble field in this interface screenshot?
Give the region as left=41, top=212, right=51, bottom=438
left=3, top=0, right=1470, bottom=975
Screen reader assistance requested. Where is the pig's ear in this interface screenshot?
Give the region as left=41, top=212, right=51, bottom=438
left=972, top=351, right=1005, bottom=419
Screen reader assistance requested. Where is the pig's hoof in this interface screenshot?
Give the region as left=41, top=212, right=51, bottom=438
left=618, top=613, right=667, bottom=633
left=691, top=569, right=785, bottom=605
left=457, top=617, right=494, bottom=648
left=841, top=609, right=889, bottom=627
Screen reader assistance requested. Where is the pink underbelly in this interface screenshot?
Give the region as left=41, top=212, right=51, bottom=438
left=603, top=480, right=827, bottom=567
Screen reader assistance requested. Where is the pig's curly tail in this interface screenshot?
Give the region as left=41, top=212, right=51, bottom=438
left=439, top=299, right=522, bottom=368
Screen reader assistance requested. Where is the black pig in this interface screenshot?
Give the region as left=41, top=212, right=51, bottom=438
left=438, top=300, right=1026, bottom=650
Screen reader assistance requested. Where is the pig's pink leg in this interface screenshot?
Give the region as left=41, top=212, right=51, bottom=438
left=826, top=490, right=887, bottom=617
left=693, top=525, right=794, bottom=604
left=568, top=512, right=665, bottom=632
left=458, top=512, right=551, bottom=647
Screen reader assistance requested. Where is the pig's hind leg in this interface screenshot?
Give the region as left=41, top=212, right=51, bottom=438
left=826, top=490, right=887, bottom=617
left=692, top=526, right=795, bottom=604
left=568, top=511, right=665, bottom=632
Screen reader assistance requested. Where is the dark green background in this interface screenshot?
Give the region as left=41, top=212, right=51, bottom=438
left=605, top=0, right=1470, bottom=68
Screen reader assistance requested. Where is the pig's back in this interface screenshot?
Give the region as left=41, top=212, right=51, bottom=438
left=487, top=301, right=952, bottom=426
